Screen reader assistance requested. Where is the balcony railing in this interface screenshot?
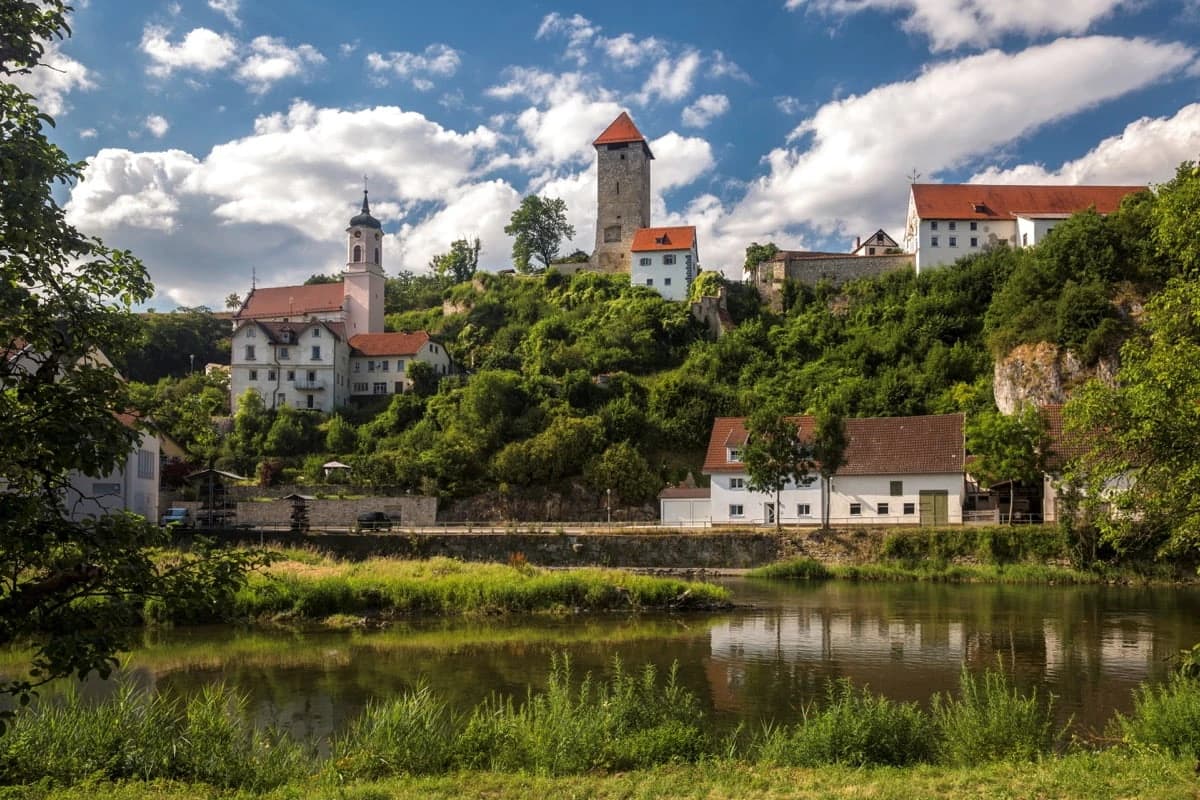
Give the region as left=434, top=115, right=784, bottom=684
left=293, top=379, right=325, bottom=391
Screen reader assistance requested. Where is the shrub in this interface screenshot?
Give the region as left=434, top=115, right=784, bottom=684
left=756, top=679, right=935, bottom=767
left=933, top=666, right=1058, bottom=765
left=747, top=557, right=832, bottom=580
left=1114, top=674, right=1200, bottom=757
left=330, top=683, right=456, bottom=779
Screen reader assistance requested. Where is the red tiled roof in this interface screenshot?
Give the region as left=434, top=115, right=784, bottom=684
left=658, top=487, right=712, bottom=500
left=911, top=184, right=1145, bottom=221
left=235, top=282, right=345, bottom=320
left=593, top=111, right=647, bottom=146
left=349, top=331, right=431, bottom=356
left=1040, top=403, right=1087, bottom=471
left=703, top=414, right=964, bottom=475
left=243, top=319, right=346, bottom=343
left=631, top=226, right=696, bottom=252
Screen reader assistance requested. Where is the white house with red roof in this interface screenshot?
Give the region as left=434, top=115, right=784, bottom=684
left=228, top=192, right=449, bottom=412
left=631, top=226, right=698, bottom=301
left=903, top=184, right=1146, bottom=273
left=65, top=412, right=160, bottom=524
left=701, top=413, right=965, bottom=526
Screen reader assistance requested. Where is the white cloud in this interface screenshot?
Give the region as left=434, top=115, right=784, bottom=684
left=788, top=0, right=1135, bottom=51
left=208, top=0, right=240, bottom=26
left=235, top=36, right=325, bottom=94
left=708, top=50, right=750, bottom=82
left=144, top=114, right=170, bottom=138
left=9, top=41, right=95, bottom=116
left=637, top=51, right=703, bottom=103
left=650, top=132, right=715, bottom=190
left=598, top=32, right=665, bottom=68
left=487, top=69, right=621, bottom=167
left=365, top=44, right=461, bottom=90
left=775, top=95, right=804, bottom=115
left=140, top=25, right=238, bottom=78
left=682, top=94, right=730, bottom=128
left=722, top=36, right=1194, bottom=244
left=398, top=180, right=523, bottom=271
left=339, top=41, right=359, bottom=57
left=79, top=128, right=98, bottom=139
left=65, top=103, right=503, bottom=304
left=971, top=103, right=1200, bottom=186
left=536, top=12, right=598, bottom=66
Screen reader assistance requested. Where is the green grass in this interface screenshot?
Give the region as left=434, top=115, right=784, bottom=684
left=228, top=554, right=732, bottom=621
left=748, top=557, right=1100, bottom=584
left=1114, top=673, right=1200, bottom=757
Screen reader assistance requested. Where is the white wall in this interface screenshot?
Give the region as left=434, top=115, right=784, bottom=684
left=709, top=471, right=822, bottom=525
left=65, top=431, right=160, bottom=523
left=660, top=498, right=711, bottom=525
left=348, top=340, right=452, bottom=397
left=912, top=218, right=1017, bottom=272
left=630, top=245, right=696, bottom=302
left=828, top=473, right=963, bottom=525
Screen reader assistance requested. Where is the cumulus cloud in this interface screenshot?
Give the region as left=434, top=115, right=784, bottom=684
left=66, top=102, right=503, bottom=305
left=971, top=103, right=1200, bottom=186
left=682, top=94, right=730, bottom=128
left=788, top=0, right=1135, bottom=51
left=144, top=114, right=170, bottom=138
left=708, top=51, right=750, bottom=82
left=79, top=128, right=98, bottom=139
left=598, top=32, right=665, bottom=68
left=9, top=41, right=95, bottom=116
left=235, top=36, right=325, bottom=94
left=397, top=180, right=523, bottom=271
left=536, top=11, right=665, bottom=68
left=141, top=25, right=238, bottom=78
left=723, top=36, right=1195, bottom=243
left=366, top=44, right=461, bottom=90
left=637, top=51, right=703, bottom=103
left=535, top=12, right=598, bottom=65
left=775, top=95, right=804, bottom=115
left=207, top=0, right=240, bottom=26
left=486, top=69, right=621, bottom=167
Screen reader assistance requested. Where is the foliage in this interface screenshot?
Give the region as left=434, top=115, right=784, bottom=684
left=429, top=237, right=481, bottom=284
left=1152, top=161, right=1200, bottom=278
left=932, top=666, right=1059, bottom=765
left=324, top=413, right=357, bottom=453
left=584, top=442, right=662, bottom=505
left=746, top=557, right=832, bottom=580
left=810, top=410, right=846, bottom=529
left=742, top=407, right=816, bottom=530
left=303, top=272, right=340, bottom=284
left=1115, top=675, right=1200, bottom=758
left=757, top=679, right=935, bottom=767
left=505, top=195, right=576, bottom=273
left=332, top=683, right=456, bottom=778
left=117, top=308, right=230, bottom=382
left=0, top=4, right=262, bottom=717
left=385, top=270, right=449, bottom=315
left=967, top=406, right=1051, bottom=523
left=1064, top=277, right=1200, bottom=558
left=742, top=241, right=779, bottom=278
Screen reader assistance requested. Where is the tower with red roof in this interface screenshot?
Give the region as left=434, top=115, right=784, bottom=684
left=591, top=111, right=653, bottom=272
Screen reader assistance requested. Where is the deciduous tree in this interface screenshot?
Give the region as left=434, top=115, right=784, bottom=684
left=429, top=237, right=481, bottom=284
left=504, top=195, right=575, bottom=274
left=967, top=406, right=1050, bottom=525
left=743, top=407, right=817, bottom=531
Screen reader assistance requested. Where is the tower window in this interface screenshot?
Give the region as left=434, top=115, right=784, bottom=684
left=603, top=225, right=621, bottom=243
left=374, top=248, right=380, bottom=264
left=615, top=181, right=619, bottom=195
left=353, top=244, right=362, bottom=262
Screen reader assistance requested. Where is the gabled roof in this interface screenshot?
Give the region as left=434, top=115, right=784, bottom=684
left=631, top=226, right=697, bottom=252
left=1040, top=403, right=1087, bottom=471
left=234, top=282, right=345, bottom=320
left=910, top=184, right=1145, bottom=221
left=235, top=318, right=346, bottom=343
left=852, top=229, right=899, bottom=254
left=593, top=111, right=655, bottom=158
left=349, top=331, right=431, bottom=357
left=703, top=413, right=964, bottom=476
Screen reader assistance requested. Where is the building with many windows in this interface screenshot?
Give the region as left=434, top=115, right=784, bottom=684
left=903, top=183, right=1146, bottom=272
left=630, top=226, right=698, bottom=302
left=228, top=192, right=449, bottom=413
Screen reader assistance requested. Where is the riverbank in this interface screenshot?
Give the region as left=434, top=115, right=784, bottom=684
left=222, top=552, right=731, bottom=623
left=14, top=752, right=1196, bottom=800
left=747, top=557, right=1105, bottom=584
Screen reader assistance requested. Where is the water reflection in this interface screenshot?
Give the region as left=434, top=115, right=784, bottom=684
left=20, top=580, right=1200, bottom=743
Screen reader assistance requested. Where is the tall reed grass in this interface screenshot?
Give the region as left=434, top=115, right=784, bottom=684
left=1114, top=674, right=1200, bottom=757
left=933, top=666, right=1059, bottom=764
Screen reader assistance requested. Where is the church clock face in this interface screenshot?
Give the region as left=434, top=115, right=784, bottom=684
left=354, top=231, right=362, bottom=238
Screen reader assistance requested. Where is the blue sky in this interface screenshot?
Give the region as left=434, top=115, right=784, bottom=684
left=15, top=0, right=1200, bottom=308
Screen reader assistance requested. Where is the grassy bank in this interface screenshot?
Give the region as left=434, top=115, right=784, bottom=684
left=10, top=752, right=1193, bottom=800
left=748, top=557, right=1101, bottom=584
left=224, top=553, right=731, bottom=621
left=2, top=659, right=1198, bottom=795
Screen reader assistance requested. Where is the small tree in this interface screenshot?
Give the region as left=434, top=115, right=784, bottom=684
left=505, top=195, right=575, bottom=274
left=429, top=237, right=481, bottom=284
left=811, top=410, right=847, bottom=530
left=743, top=241, right=779, bottom=280
left=968, top=406, right=1050, bottom=525
left=743, top=407, right=817, bottom=530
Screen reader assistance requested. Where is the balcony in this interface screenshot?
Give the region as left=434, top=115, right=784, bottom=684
left=293, top=379, right=325, bottom=391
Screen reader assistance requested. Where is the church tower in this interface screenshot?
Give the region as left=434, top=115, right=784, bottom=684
left=591, top=111, right=653, bottom=272
left=342, top=190, right=385, bottom=335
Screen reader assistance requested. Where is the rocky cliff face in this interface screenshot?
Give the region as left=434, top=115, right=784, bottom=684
left=993, top=342, right=1117, bottom=413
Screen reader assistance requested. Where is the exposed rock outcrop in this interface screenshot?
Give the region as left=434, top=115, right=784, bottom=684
left=993, top=342, right=1117, bottom=414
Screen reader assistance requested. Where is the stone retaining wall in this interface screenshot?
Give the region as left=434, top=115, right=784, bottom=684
left=234, top=496, right=437, bottom=528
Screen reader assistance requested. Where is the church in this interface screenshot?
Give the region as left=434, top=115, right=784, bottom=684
left=227, top=192, right=451, bottom=413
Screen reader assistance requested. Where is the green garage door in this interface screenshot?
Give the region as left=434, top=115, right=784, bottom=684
left=919, top=490, right=949, bottom=526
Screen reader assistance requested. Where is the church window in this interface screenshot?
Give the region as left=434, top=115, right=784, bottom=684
left=374, top=248, right=380, bottom=264
left=663, top=254, right=676, bottom=265
left=353, top=244, right=362, bottom=262
left=603, top=225, right=621, bottom=243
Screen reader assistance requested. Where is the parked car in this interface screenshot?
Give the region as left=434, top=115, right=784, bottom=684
left=160, top=507, right=193, bottom=528
left=353, top=511, right=394, bottom=532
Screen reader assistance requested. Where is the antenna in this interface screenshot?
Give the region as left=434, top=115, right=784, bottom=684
left=906, top=168, right=922, bottom=184
left=251, top=266, right=257, bottom=290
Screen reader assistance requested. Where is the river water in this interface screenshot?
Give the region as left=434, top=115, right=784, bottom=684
left=97, top=579, right=1200, bottom=742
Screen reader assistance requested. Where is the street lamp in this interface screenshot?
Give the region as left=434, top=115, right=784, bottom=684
left=189, top=354, right=195, bottom=374
left=606, top=488, right=611, bottom=525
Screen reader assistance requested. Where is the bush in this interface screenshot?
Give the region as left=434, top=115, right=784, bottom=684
left=330, top=683, right=456, bottom=779
left=933, top=666, right=1058, bottom=765
left=756, top=679, right=935, bottom=767
left=1114, top=674, right=1200, bottom=757
left=746, top=557, right=832, bottom=580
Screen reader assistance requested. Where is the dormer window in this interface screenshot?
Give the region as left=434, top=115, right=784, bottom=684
left=312, top=328, right=320, bottom=338
left=245, top=327, right=256, bottom=338
left=728, top=447, right=742, bottom=462
left=972, top=202, right=986, bottom=213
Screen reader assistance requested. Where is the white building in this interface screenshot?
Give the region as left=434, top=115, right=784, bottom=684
left=702, top=413, right=965, bottom=526
left=65, top=412, right=160, bottom=523
left=630, top=225, right=698, bottom=301
left=903, top=184, right=1146, bottom=273
left=851, top=229, right=900, bottom=256
left=228, top=192, right=449, bottom=413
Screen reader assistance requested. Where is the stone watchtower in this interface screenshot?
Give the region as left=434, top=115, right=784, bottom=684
left=591, top=111, right=653, bottom=273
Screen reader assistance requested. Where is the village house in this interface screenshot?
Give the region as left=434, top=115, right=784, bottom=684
left=903, top=183, right=1146, bottom=273
left=850, top=229, right=900, bottom=256
left=228, top=191, right=450, bottom=412
left=696, top=413, right=965, bottom=526
left=630, top=225, right=698, bottom=301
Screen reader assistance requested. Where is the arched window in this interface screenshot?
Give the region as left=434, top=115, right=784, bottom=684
left=374, top=247, right=380, bottom=265
left=352, top=244, right=362, bottom=262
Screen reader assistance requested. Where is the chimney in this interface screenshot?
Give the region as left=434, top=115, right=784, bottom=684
left=855, top=236, right=861, bottom=250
